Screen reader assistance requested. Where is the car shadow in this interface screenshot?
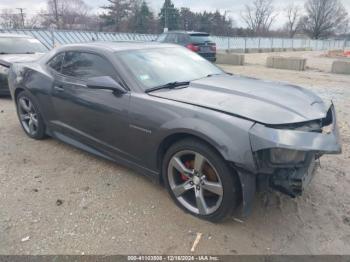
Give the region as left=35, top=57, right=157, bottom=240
left=0, top=95, right=12, bottom=100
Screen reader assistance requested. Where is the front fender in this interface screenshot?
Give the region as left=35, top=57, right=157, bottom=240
left=159, top=115, right=256, bottom=172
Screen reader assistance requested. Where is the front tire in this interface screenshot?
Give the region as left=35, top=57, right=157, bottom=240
left=16, top=90, right=46, bottom=140
left=162, top=138, right=240, bottom=222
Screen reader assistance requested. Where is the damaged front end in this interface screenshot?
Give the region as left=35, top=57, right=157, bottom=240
left=256, top=150, right=318, bottom=197
left=240, top=104, right=341, bottom=215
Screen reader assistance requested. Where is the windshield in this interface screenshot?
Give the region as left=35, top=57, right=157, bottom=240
left=0, top=37, right=47, bottom=54
left=115, top=47, right=223, bottom=90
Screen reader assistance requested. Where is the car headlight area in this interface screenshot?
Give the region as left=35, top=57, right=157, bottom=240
left=269, top=148, right=307, bottom=165
left=253, top=148, right=317, bottom=197
left=256, top=148, right=312, bottom=168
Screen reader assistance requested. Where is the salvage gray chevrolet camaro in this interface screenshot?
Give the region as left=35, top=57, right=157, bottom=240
left=8, top=42, right=341, bottom=222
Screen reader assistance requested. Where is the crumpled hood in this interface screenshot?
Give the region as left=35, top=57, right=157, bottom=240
left=150, top=74, right=330, bottom=125
left=0, top=53, right=44, bottom=67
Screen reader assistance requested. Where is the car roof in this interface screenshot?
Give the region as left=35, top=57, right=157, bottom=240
left=0, top=33, right=33, bottom=38
left=163, top=31, right=210, bottom=35
left=58, top=41, right=180, bottom=52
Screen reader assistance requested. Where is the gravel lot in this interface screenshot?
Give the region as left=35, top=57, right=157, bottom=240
left=0, top=51, right=349, bottom=255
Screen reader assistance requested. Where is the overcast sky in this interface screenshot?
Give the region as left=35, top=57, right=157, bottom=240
left=1, top=0, right=350, bottom=28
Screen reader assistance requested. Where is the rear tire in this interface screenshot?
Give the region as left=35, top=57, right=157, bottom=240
left=16, top=90, right=46, bottom=140
left=162, top=138, right=240, bottom=222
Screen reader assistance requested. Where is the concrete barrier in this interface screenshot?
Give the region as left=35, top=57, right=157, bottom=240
left=266, top=56, right=307, bottom=71
left=327, top=49, right=344, bottom=57
left=332, top=60, right=350, bottom=74
left=216, top=53, right=245, bottom=65
left=225, top=48, right=245, bottom=53
left=272, top=48, right=283, bottom=52
left=246, top=48, right=260, bottom=53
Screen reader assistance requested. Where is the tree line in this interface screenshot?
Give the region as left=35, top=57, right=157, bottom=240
left=0, top=0, right=349, bottom=39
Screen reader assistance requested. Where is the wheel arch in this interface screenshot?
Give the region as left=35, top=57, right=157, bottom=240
left=155, top=115, right=256, bottom=174
left=14, top=87, right=25, bottom=102
left=156, top=130, right=233, bottom=184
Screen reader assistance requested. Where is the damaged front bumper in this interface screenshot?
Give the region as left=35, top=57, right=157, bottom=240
left=250, top=104, right=341, bottom=154
left=239, top=104, right=341, bottom=215
left=268, top=156, right=317, bottom=197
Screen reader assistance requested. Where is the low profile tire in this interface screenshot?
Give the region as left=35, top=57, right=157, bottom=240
left=16, top=90, right=46, bottom=140
left=162, top=138, right=240, bottom=222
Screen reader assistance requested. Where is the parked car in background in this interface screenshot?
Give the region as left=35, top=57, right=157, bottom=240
left=8, top=42, right=341, bottom=222
left=157, top=31, right=216, bottom=62
left=0, top=34, right=48, bottom=96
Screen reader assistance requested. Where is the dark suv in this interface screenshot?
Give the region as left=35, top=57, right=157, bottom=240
left=157, top=31, right=216, bottom=62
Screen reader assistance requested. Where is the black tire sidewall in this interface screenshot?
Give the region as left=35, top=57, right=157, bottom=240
left=162, top=138, right=240, bottom=222
left=16, top=90, right=46, bottom=140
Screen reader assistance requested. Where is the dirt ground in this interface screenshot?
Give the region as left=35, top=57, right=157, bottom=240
left=0, top=51, right=349, bottom=255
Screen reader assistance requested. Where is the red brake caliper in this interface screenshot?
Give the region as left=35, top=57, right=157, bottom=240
left=180, top=161, right=191, bottom=181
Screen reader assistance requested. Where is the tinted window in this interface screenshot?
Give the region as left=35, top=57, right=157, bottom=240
left=190, top=34, right=211, bottom=43
left=165, top=34, right=177, bottom=43
left=177, top=34, right=189, bottom=44
left=47, top=53, right=64, bottom=72
left=61, top=52, right=116, bottom=79
left=0, top=37, right=47, bottom=54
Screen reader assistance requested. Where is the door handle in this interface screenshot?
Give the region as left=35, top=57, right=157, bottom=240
left=54, top=85, right=65, bottom=92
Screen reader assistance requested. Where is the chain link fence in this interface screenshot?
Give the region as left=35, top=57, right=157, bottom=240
left=0, top=29, right=158, bottom=49
left=1, top=28, right=349, bottom=52
left=213, top=36, right=349, bottom=51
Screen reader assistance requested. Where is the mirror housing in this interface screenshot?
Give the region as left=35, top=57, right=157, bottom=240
left=86, top=76, right=126, bottom=94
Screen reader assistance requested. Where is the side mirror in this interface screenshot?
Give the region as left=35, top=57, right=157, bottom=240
left=86, top=76, right=126, bottom=94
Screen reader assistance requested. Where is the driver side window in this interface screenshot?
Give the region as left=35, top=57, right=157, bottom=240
left=61, top=51, right=117, bottom=80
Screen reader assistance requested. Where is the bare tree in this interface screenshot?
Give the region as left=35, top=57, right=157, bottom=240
left=45, top=0, right=91, bottom=29
left=301, top=0, right=349, bottom=39
left=241, top=0, right=278, bottom=36
left=285, top=3, right=301, bottom=38
left=0, top=9, right=22, bottom=29
left=25, top=14, right=43, bottom=29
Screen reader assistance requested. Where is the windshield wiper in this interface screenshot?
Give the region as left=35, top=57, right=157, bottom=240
left=206, top=72, right=233, bottom=78
left=206, top=73, right=223, bottom=77
left=145, top=81, right=190, bottom=93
